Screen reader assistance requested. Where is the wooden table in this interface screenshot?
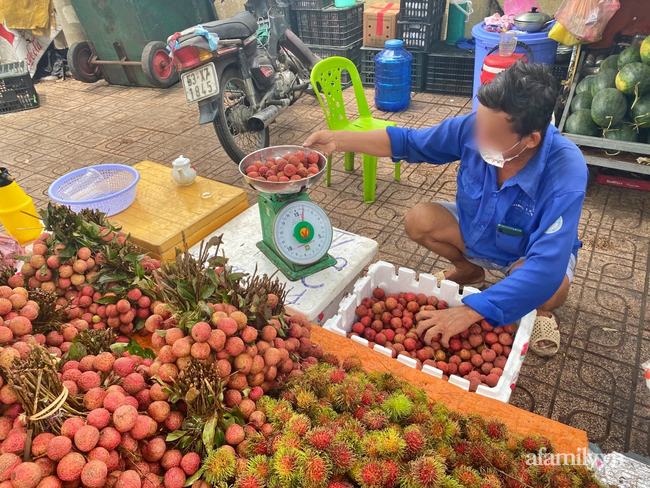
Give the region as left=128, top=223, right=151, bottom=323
left=110, top=161, right=248, bottom=260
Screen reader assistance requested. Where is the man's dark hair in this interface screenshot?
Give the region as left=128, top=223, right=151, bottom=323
left=476, top=61, right=558, bottom=137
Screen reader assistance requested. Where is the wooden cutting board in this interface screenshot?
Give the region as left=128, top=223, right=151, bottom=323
left=110, top=161, right=248, bottom=259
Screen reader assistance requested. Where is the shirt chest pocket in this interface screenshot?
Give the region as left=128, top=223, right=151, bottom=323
left=456, top=170, right=483, bottom=214
left=495, top=232, right=526, bottom=256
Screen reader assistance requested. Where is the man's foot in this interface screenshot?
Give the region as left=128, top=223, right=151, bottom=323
left=440, top=265, right=485, bottom=286
left=530, top=313, right=560, bottom=357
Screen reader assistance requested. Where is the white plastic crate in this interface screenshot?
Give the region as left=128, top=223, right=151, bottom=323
left=323, top=261, right=536, bottom=403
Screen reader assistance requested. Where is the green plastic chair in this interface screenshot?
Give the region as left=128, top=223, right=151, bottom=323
left=310, top=56, right=400, bottom=204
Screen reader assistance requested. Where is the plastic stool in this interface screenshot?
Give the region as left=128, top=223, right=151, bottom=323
left=310, top=56, right=401, bottom=203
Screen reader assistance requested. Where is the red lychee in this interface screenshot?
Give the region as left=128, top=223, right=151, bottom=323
left=56, top=452, right=86, bottom=482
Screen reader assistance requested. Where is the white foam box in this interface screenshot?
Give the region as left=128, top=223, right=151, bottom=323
left=323, top=261, right=536, bottom=403
left=188, top=204, right=378, bottom=326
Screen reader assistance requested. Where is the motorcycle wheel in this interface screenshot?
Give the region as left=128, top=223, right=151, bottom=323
left=214, top=67, right=270, bottom=164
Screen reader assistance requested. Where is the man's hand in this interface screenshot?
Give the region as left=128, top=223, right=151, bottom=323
left=303, top=130, right=338, bottom=156
left=415, top=306, right=483, bottom=347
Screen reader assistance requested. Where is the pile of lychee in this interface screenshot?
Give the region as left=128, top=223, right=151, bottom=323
left=244, top=150, right=321, bottom=182
left=145, top=304, right=323, bottom=406
left=0, top=348, right=197, bottom=488
left=348, top=288, right=516, bottom=392
left=0, top=282, right=158, bottom=358
left=0, top=300, right=323, bottom=488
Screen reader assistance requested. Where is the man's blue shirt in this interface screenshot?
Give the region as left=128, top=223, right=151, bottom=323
left=386, top=113, right=588, bottom=325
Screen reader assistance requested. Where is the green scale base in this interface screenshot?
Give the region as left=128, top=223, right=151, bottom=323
left=256, top=240, right=337, bottom=281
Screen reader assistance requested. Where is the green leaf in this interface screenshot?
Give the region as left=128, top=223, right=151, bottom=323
left=215, top=428, right=225, bottom=448
left=184, top=467, right=205, bottom=487
left=142, top=347, right=155, bottom=360
left=124, top=253, right=139, bottom=262
left=166, top=430, right=187, bottom=442
left=133, top=318, right=145, bottom=332
left=65, top=342, right=87, bottom=361
left=127, top=340, right=145, bottom=358
left=155, top=330, right=167, bottom=337
left=110, top=342, right=129, bottom=354
left=202, top=415, right=218, bottom=453
left=98, top=271, right=128, bottom=284
left=177, top=282, right=197, bottom=305
left=179, top=436, right=192, bottom=450
left=134, top=260, right=145, bottom=280
left=201, top=284, right=216, bottom=301
left=95, top=295, right=120, bottom=305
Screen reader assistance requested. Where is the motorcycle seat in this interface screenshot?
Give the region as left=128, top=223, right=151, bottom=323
left=199, top=11, right=258, bottom=40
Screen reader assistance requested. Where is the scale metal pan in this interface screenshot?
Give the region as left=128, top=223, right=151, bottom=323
left=239, top=145, right=327, bottom=195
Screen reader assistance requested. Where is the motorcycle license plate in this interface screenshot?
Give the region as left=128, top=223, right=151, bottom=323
left=182, top=64, right=219, bottom=104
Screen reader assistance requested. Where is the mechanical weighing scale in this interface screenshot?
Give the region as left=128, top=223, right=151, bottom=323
left=239, top=146, right=336, bottom=281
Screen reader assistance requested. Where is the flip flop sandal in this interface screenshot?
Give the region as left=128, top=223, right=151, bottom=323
left=433, top=270, right=484, bottom=290
left=529, top=313, right=561, bottom=358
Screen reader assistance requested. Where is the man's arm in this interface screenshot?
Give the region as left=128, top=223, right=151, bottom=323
left=462, top=190, right=585, bottom=325
left=303, top=114, right=474, bottom=163
left=303, top=129, right=392, bottom=157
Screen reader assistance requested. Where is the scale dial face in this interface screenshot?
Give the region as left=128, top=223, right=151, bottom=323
left=272, top=200, right=333, bottom=265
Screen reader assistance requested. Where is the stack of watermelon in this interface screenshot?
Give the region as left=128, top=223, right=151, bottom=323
left=565, top=36, right=650, bottom=144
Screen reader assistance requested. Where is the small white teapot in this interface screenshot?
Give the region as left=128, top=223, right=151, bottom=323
left=171, top=155, right=197, bottom=186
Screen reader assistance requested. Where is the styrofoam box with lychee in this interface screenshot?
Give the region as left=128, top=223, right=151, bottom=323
left=323, top=261, right=536, bottom=403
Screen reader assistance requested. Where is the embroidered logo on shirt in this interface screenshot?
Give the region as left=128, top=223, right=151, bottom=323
left=544, top=216, right=563, bottom=234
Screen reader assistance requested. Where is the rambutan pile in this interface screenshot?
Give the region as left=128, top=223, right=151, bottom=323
left=205, top=361, right=605, bottom=488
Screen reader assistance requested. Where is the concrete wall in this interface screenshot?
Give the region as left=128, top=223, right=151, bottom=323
left=213, top=0, right=564, bottom=38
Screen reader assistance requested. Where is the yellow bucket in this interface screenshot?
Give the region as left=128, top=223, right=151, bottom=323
left=0, top=168, right=42, bottom=244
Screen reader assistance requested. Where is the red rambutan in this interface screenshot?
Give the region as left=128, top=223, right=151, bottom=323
left=329, top=369, right=346, bottom=384
left=362, top=411, right=388, bottom=431
left=328, top=442, right=356, bottom=473
left=286, top=414, right=311, bottom=437
left=358, top=461, right=384, bottom=488
left=403, top=425, right=427, bottom=457
left=407, top=455, right=446, bottom=488
left=520, top=435, right=541, bottom=453
left=549, top=471, right=578, bottom=488
left=234, top=474, right=265, bottom=488
left=307, top=428, right=334, bottom=451
left=491, top=450, right=513, bottom=472
left=302, top=450, right=331, bottom=487
left=485, top=420, right=507, bottom=440
left=452, top=466, right=481, bottom=487
left=382, top=459, right=399, bottom=487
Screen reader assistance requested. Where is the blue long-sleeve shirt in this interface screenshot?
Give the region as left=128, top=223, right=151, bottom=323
left=386, top=114, right=588, bottom=326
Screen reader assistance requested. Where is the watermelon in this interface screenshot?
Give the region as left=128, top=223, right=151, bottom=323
left=591, top=69, right=617, bottom=97
left=642, top=36, right=650, bottom=65
left=576, top=76, right=594, bottom=95
left=603, top=121, right=638, bottom=142
left=617, top=46, right=642, bottom=69
left=615, top=63, right=650, bottom=96
left=565, top=109, right=600, bottom=136
left=591, top=88, right=627, bottom=128
left=600, top=55, right=619, bottom=71
left=571, top=91, right=593, bottom=112
left=631, top=95, right=650, bottom=128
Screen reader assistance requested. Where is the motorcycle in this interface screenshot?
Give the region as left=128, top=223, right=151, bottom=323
left=170, top=0, right=320, bottom=163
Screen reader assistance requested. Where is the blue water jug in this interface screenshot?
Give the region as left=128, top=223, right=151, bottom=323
left=374, top=39, right=412, bottom=112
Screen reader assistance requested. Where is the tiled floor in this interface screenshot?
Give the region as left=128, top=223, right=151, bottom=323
left=2, top=78, right=649, bottom=457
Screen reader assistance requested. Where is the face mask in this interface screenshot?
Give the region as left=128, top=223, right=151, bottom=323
left=479, top=138, right=527, bottom=168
